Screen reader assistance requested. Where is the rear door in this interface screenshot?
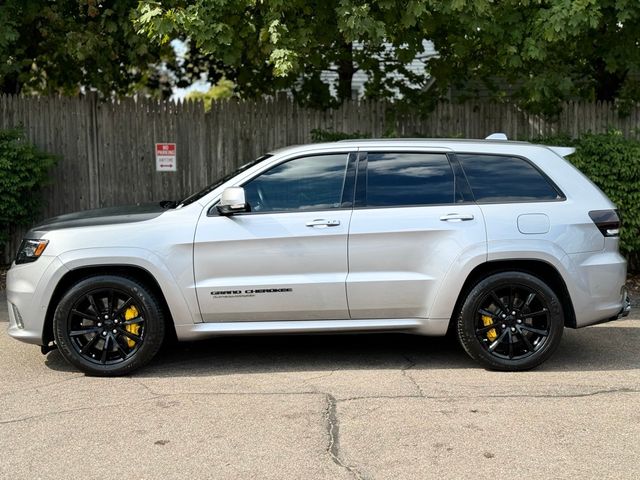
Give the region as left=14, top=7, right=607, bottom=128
left=346, top=149, right=486, bottom=319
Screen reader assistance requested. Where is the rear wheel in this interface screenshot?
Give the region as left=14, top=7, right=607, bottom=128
left=53, top=275, right=165, bottom=376
left=457, top=272, right=564, bottom=371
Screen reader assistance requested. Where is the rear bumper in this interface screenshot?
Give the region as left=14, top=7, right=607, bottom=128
left=611, top=289, right=631, bottom=320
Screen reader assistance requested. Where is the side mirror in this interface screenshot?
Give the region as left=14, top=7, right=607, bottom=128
left=217, top=187, right=250, bottom=216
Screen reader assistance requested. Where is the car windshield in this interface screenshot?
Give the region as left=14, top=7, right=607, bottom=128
left=178, top=154, right=272, bottom=207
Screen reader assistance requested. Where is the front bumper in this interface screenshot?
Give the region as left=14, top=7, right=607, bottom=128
left=6, top=256, right=68, bottom=345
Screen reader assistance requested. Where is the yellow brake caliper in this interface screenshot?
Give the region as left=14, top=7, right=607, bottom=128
left=482, top=315, right=498, bottom=342
left=124, top=306, right=141, bottom=348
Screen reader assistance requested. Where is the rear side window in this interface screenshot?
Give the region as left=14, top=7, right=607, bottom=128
left=458, top=154, right=562, bottom=202
left=365, top=153, right=456, bottom=206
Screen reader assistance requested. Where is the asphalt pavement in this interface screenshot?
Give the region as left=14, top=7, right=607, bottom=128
left=1, top=291, right=639, bottom=479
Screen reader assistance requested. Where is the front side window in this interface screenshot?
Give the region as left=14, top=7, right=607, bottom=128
left=243, top=154, right=349, bottom=212
left=364, top=153, right=456, bottom=207
left=458, top=154, right=562, bottom=202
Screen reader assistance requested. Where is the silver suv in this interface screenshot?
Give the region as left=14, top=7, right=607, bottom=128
left=6, top=136, right=630, bottom=375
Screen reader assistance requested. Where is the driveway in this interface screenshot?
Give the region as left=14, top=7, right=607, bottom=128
left=1, top=291, right=639, bottom=479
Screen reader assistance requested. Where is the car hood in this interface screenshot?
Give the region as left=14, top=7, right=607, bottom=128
left=27, top=204, right=168, bottom=238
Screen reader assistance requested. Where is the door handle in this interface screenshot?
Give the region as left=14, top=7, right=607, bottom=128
left=440, top=213, right=474, bottom=222
left=305, top=219, right=341, bottom=228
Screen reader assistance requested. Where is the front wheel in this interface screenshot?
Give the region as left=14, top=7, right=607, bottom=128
left=456, top=272, right=564, bottom=371
left=53, top=275, right=165, bottom=376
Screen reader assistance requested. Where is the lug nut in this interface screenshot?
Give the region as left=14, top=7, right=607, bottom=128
left=516, top=319, right=522, bottom=324
left=511, top=327, right=516, bottom=332
left=501, top=314, right=506, bottom=318
left=501, top=324, right=506, bottom=328
left=511, top=311, right=516, bottom=315
left=97, top=323, right=102, bottom=327
left=104, top=315, right=109, bottom=319
left=112, top=329, right=117, bottom=334
left=114, top=319, right=119, bottom=324
left=102, top=331, right=107, bottom=336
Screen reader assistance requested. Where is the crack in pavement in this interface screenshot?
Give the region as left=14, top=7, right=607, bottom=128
left=401, top=355, right=425, bottom=398
left=339, top=387, right=640, bottom=403
left=325, top=393, right=366, bottom=480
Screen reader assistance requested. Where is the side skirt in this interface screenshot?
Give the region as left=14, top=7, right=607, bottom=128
left=175, top=318, right=450, bottom=341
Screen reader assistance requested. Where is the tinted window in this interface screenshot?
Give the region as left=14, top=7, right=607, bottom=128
left=243, top=154, right=348, bottom=212
left=458, top=154, right=561, bottom=202
left=365, top=153, right=456, bottom=206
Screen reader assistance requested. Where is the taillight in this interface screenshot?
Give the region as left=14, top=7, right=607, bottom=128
left=589, top=210, right=620, bottom=237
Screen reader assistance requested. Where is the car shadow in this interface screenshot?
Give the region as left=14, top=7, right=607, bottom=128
left=43, top=324, right=640, bottom=376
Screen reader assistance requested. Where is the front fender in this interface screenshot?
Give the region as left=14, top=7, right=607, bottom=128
left=57, top=247, right=200, bottom=327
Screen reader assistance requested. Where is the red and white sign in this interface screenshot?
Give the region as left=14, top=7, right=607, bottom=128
left=155, top=143, right=176, bottom=172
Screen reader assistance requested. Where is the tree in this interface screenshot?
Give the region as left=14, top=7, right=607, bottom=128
left=134, top=0, right=460, bottom=108
left=0, top=0, right=175, bottom=96
left=136, top=1, right=640, bottom=113
left=425, top=0, right=640, bottom=114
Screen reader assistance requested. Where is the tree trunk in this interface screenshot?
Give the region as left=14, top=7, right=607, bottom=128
left=336, top=40, right=355, bottom=103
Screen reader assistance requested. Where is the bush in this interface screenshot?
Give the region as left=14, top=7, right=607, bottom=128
left=0, top=128, right=57, bottom=254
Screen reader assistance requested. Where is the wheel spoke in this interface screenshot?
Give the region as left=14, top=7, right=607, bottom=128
left=111, top=335, right=128, bottom=359
left=516, top=326, right=536, bottom=351
left=488, top=329, right=509, bottom=352
left=476, top=322, right=500, bottom=334
left=524, top=309, right=548, bottom=318
left=70, top=327, right=101, bottom=337
left=490, top=291, right=509, bottom=314
left=113, top=297, right=134, bottom=318
left=107, top=290, right=115, bottom=316
left=121, top=317, right=144, bottom=326
left=507, top=329, right=514, bottom=359
left=80, top=333, right=100, bottom=355
left=523, top=292, right=536, bottom=311
left=87, top=294, right=100, bottom=315
left=71, top=309, right=99, bottom=321
left=478, top=308, right=499, bottom=319
left=100, top=335, right=111, bottom=364
left=117, top=328, right=142, bottom=344
left=520, top=325, right=549, bottom=337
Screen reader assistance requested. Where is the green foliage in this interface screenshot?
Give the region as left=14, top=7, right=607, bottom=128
left=542, top=131, right=640, bottom=269
left=135, top=0, right=640, bottom=113
left=186, top=78, right=235, bottom=111
left=310, top=129, right=369, bottom=142
left=0, top=1, right=175, bottom=96
left=0, top=129, right=57, bottom=249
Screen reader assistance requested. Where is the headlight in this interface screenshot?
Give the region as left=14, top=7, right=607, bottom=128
left=15, top=239, right=49, bottom=264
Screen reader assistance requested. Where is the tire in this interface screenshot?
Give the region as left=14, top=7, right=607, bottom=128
left=456, top=272, right=564, bottom=371
left=53, top=275, right=166, bottom=376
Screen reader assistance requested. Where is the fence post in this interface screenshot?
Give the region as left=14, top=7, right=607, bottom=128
left=86, top=93, right=101, bottom=209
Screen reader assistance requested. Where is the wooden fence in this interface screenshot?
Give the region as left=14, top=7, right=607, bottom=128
left=1, top=94, right=639, bottom=261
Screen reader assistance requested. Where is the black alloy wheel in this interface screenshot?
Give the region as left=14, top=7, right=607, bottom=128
left=53, top=276, right=165, bottom=376
left=457, top=272, right=564, bottom=371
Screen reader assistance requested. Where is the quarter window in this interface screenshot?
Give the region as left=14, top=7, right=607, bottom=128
left=365, top=153, right=456, bottom=207
left=458, top=154, right=561, bottom=202
left=243, top=154, right=348, bottom=212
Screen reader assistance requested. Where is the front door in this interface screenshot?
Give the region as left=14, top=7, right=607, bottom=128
left=194, top=152, right=355, bottom=322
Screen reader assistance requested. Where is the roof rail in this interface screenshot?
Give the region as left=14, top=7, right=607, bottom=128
left=485, top=133, right=508, bottom=140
